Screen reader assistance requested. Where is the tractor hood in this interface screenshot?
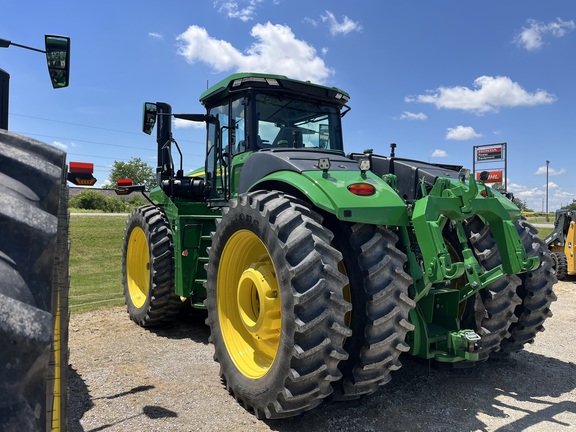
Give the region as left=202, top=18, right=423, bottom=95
left=237, top=148, right=357, bottom=193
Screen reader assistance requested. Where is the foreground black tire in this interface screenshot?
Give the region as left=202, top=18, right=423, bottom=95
left=498, top=220, right=557, bottom=353
left=205, top=191, right=351, bottom=419
left=0, top=130, right=69, bottom=431
left=461, top=217, right=523, bottom=358
left=122, top=205, right=182, bottom=326
left=331, top=223, right=414, bottom=400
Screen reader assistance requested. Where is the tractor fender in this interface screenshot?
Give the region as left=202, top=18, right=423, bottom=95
left=247, top=169, right=409, bottom=226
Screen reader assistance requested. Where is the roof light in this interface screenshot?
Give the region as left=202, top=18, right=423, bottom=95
left=358, top=157, right=371, bottom=173
left=348, top=183, right=376, bottom=196
left=318, top=157, right=331, bottom=172
left=458, top=168, right=470, bottom=182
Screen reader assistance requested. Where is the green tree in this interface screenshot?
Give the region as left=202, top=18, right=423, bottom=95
left=512, top=197, right=533, bottom=212
left=104, top=157, right=156, bottom=190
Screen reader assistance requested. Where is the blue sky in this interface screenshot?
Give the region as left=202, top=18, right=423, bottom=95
left=1, top=1, right=575, bottom=211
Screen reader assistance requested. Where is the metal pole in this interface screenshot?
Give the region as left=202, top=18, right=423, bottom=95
left=546, top=160, right=550, bottom=222
left=0, top=69, right=8, bottom=130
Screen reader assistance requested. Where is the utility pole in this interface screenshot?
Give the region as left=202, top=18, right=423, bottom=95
left=546, top=160, right=550, bottom=222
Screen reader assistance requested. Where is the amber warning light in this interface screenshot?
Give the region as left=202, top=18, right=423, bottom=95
left=67, top=162, right=97, bottom=186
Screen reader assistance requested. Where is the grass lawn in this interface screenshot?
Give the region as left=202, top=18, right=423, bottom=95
left=69, top=215, right=127, bottom=313
left=536, top=227, right=553, bottom=239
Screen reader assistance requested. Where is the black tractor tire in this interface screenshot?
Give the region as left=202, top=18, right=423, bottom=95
left=498, top=220, right=557, bottom=353
left=204, top=191, right=351, bottom=419
left=330, top=223, right=414, bottom=400
left=461, top=217, right=523, bottom=359
left=122, top=205, right=182, bottom=326
left=0, top=130, right=69, bottom=431
left=551, top=251, right=568, bottom=281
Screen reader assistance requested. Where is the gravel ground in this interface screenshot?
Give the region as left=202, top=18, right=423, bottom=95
left=68, top=280, right=576, bottom=432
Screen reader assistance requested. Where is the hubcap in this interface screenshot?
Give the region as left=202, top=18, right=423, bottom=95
left=218, top=230, right=281, bottom=379
left=126, top=226, right=150, bottom=308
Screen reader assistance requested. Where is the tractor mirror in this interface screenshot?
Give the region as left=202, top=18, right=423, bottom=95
left=45, top=35, right=70, bottom=88
left=143, top=102, right=158, bottom=134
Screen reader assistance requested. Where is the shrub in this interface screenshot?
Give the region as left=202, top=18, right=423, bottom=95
left=69, top=190, right=107, bottom=210
left=104, top=197, right=131, bottom=213
left=69, top=190, right=150, bottom=212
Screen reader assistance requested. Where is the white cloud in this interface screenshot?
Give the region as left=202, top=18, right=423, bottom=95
left=215, top=0, right=264, bottom=22
left=321, top=11, right=362, bottom=36
left=303, top=17, right=319, bottom=27
left=176, top=23, right=333, bottom=83
left=507, top=183, right=525, bottom=193
left=98, top=179, right=112, bottom=189
left=148, top=32, right=163, bottom=39
left=515, top=18, right=576, bottom=51
left=534, top=165, right=566, bottom=176
left=431, top=149, right=448, bottom=158
left=399, top=111, right=427, bottom=120
left=516, top=188, right=544, bottom=199
left=446, top=125, right=481, bottom=141
left=173, top=118, right=205, bottom=129
left=52, top=141, right=68, bottom=150
left=548, top=181, right=560, bottom=189
left=405, top=76, right=556, bottom=114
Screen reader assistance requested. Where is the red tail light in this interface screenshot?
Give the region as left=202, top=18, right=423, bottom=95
left=347, top=183, right=376, bottom=196
left=69, top=162, right=93, bottom=174
left=118, top=178, right=133, bottom=187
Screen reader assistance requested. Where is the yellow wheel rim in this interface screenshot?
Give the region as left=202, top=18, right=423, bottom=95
left=218, top=230, right=281, bottom=379
left=126, top=226, right=150, bottom=309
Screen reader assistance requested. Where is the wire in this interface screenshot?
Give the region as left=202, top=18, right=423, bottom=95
left=11, top=113, right=204, bottom=145
left=16, top=131, right=205, bottom=157
left=12, top=113, right=143, bottom=135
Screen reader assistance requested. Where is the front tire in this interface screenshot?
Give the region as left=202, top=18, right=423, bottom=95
left=205, top=191, right=351, bottom=419
left=122, top=205, right=181, bottom=326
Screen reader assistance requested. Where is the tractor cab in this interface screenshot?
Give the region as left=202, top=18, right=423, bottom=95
left=139, top=73, right=350, bottom=206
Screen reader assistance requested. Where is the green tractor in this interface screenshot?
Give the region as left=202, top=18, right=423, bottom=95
left=119, top=73, right=557, bottom=419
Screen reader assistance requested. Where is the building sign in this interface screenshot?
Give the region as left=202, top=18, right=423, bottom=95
left=476, top=146, right=502, bottom=162
left=476, top=170, right=503, bottom=184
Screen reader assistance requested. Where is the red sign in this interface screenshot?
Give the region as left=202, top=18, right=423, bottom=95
left=476, top=146, right=502, bottom=161
left=476, top=170, right=503, bottom=183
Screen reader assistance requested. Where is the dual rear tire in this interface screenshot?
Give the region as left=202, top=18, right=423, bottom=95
left=204, top=191, right=414, bottom=418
